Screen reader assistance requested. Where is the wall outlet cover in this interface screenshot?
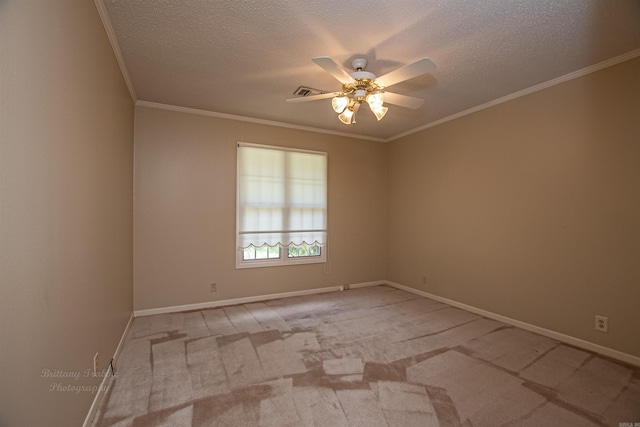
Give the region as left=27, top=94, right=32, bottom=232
left=595, top=315, right=608, bottom=333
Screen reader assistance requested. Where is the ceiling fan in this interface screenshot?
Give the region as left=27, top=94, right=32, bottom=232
left=287, top=56, right=436, bottom=125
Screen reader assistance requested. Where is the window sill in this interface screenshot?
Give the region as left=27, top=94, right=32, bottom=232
left=235, top=255, right=326, bottom=269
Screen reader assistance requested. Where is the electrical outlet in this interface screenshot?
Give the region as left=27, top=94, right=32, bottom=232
left=93, top=352, right=99, bottom=376
left=210, top=283, right=217, bottom=292
left=595, top=315, right=608, bottom=333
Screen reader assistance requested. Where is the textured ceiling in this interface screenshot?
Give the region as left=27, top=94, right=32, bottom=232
left=101, top=0, right=640, bottom=141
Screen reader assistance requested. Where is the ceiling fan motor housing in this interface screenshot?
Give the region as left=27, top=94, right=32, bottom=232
left=351, top=58, right=368, bottom=71
left=351, top=71, right=377, bottom=81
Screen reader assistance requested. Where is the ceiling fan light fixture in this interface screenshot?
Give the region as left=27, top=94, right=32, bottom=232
left=331, top=95, right=349, bottom=113
left=366, top=92, right=384, bottom=109
left=289, top=56, right=434, bottom=126
left=371, top=105, right=388, bottom=121
left=338, top=101, right=360, bottom=125
left=338, top=107, right=354, bottom=125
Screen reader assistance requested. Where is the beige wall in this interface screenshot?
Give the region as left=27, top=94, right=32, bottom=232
left=0, top=1, right=134, bottom=426
left=133, top=106, right=387, bottom=310
left=1, top=3, right=636, bottom=425
left=387, top=57, right=640, bottom=358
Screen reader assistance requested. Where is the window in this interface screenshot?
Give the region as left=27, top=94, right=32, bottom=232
left=236, top=143, right=327, bottom=268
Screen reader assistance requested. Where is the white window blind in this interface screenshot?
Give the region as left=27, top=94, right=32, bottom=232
left=236, top=143, right=327, bottom=251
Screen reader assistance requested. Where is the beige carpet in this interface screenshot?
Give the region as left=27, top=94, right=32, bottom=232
left=93, top=285, right=640, bottom=426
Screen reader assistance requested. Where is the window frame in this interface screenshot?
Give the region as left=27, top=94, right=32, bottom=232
left=235, top=142, right=328, bottom=269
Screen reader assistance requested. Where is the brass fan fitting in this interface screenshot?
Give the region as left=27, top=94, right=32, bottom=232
left=342, top=78, right=382, bottom=104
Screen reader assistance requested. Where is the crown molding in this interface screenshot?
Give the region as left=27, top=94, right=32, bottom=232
left=92, top=3, right=639, bottom=145
left=135, top=101, right=386, bottom=142
left=94, top=0, right=137, bottom=102
left=137, top=48, right=640, bottom=144
left=388, top=48, right=640, bottom=142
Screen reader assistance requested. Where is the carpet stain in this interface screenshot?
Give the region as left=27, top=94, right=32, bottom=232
left=93, top=286, right=640, bottom=427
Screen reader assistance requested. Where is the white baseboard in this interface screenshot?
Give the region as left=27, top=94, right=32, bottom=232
left=79, top=279, right=639, bottom=427
left=134, top=281, right=384, bottom=317
left=83, top=312, right=134, bottom=427
left=347, top=280, right=387, bottom=289
left=387, top=281, right=640, bottom=367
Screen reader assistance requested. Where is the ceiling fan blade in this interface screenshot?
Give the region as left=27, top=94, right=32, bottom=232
left=286, top=92, right=340, bottom=103
left=375, top=57, right=436, bottom=88
left=382, top=92, right=425, bottom=109
left=312, top=56, right=356, bottom=84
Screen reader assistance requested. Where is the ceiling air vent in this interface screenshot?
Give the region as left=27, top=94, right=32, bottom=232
left=292, top=86, right=325, bottom=97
